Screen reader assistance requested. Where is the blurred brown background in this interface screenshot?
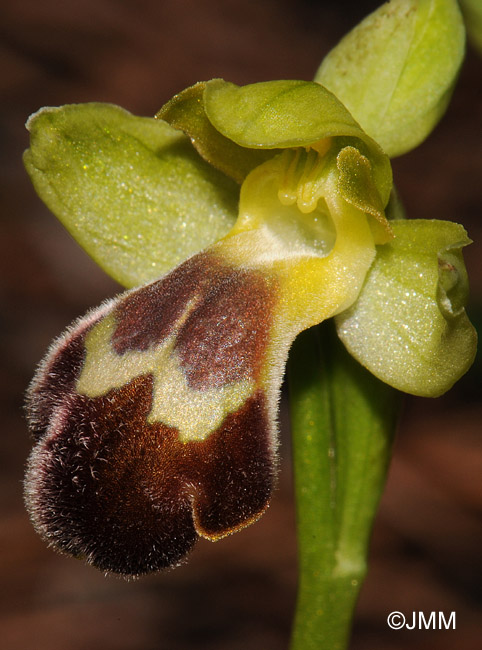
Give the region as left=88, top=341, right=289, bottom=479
left=1, top=1, right=481, bottom=648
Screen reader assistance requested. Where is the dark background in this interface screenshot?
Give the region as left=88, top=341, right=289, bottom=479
left=1, top=1, right=481, bottom=648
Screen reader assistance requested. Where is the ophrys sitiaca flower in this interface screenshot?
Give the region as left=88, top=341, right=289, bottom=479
left=22, top=79, right=475, bottom=576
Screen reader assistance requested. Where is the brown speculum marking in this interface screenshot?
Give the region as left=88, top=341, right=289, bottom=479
left=111, top=253, right=221, bottom=354
left=176, top=267, right=276, bottom=389
left=111, top=252, right=278, bottom=390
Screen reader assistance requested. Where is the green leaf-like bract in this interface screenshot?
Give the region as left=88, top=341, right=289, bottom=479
left=315, top=0, right=465, bottom=157
left=335, top=219, right=477, bottom=396
left=24, top=103, right=239, bottom=288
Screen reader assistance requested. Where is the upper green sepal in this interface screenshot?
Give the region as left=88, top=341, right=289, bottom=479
left=204, top=79, right=362, bottom=147
left=335, top=219, right=477, bottom=397
left=156, top=81, right=274, bottom=183
left=203, top=78, right=392, bottom=205
left=315, top=0, right=465, bottom=158
left=24, top=103, right=238, bottom=289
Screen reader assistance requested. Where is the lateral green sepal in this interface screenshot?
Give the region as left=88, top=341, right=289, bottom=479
left=24, top=102, right=238, bottom=288
left=335, top=219, right=477, bottom=397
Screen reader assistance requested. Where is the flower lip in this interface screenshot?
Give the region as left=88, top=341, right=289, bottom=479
left=25, top=375, right=274, bottom=576
left=24, top=252, right=279, bottom=577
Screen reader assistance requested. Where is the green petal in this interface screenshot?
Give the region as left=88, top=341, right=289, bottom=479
left=315, top=0, right=465, bottom=157
left=335, top=219, right=477, bottom=397
left=156, top=81, right=273, bottom=183
left=203, top=79, right=392, bottom=204
left=24, top=103, right=238, bottom=289
left=336, top=146, right=392, bottom=243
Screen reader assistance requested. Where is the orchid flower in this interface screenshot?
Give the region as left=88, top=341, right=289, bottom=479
left=23, top=0, right=475, bottom=586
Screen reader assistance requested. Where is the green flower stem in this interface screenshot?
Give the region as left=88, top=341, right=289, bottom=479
left=288, top=321, right=401, bottom=650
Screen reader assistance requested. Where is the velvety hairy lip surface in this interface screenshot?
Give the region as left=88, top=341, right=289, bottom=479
left=25, top=241, right=282, bottom=576
left=25, top=304, right=110, bottom=442
left=176, top=267, right=276, bottom=390
left=112, top=252, right=277, bottom=390
left=111, top=252, right=219, bottom=355
left=25, top=372, right=273, bottom=576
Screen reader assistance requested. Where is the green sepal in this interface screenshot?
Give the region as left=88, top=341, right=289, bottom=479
left=315, top=0, right=465, bottom=158
left=156, top=81, right=274, bottom=184
left=335, top=219, right=477, bottom=397
left=203, top=78, right=392, bottom=206
left=24, top=103, right=238, bottom=289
